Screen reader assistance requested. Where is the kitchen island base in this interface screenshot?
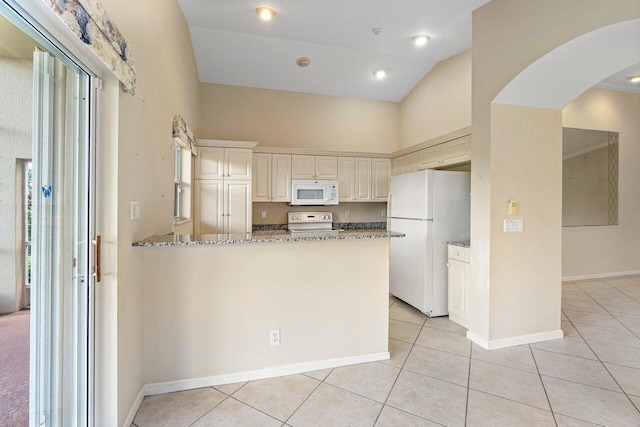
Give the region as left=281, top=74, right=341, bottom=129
left=139, top=237, right=390, bottom=395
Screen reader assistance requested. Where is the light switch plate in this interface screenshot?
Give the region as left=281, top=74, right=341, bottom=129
left=130, top=201, right=140, bottom=221
left=504, top=219, right=523, bottom=232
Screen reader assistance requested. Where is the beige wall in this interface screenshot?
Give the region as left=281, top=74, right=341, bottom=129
left=562, top=146, right=609, bottom=227
left=0, top=59, right=31, bottom=314
left=489, top=104, right=563, bottom=340
left=562, top=88, right=640, bottom=277
left=96, top=0, right=201, bottom=424
left=400, top=50, right=471, bottom=150
left=252, top=202, right=388, bottom=225
left=470, top=0, right=640, bottom=343
left=199, top=83, right=400, bottom=153
left=141, top=239, right=389, bottom=385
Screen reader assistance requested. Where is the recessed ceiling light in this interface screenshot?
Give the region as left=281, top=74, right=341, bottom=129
left=256, top=7, right=276, bottom=21
left=627, top=75, right=640, bottom=83
left=296, top=57, right=311, bottom=68
left=374, top=68, right=387, bottom=79
left=412, top=35, right=430, bottom=46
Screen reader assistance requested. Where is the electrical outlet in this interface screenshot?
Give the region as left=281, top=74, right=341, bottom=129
left=261, top=210, right=267, bottom=219
left=270, top=329, right=280, bottom=346
left=381, top=209, right=386, bottom=217
left=130, top=201, right=140, bottom=221
left=345, top=210, right=351, bottom=218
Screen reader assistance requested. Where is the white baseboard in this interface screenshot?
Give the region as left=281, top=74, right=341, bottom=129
left=563, top=270, right=640, bottom=282
left=467, top=329, right=564, bottom=350
left=143, top=351, right=390, bottom=396
left=122, top=386, right=144, bottom=427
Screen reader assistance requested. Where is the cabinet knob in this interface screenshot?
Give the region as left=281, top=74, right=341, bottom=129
left=446, top=263, right=451, bottom=267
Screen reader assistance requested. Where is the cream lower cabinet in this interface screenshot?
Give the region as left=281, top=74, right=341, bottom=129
left=195, top=180, right=251, bottom=234
left=194, top=180, right=251, bottom=235
left=447, top=244, right=470, bottom=328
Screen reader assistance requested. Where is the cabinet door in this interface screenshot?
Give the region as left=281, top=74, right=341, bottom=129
left=252, top=153, right=271, bottom=202
left=194, top=180, right=224, bottom=234
left=371, top=158, right=391, bottom=202
left=354, top=158, right=372, bottom=201
left=418, top=145, right=443, bottom=169
left=225, top=180, right=252, bottom=234
left=225, top=148, right=252, bottom=180
left=196, top=147, right=224, bottom=179
left=271, top=154, right=292, bottom=202
left=337, top=157, right=355, bottom=201
left=447, top=259, right=469, bottom=328
left=406, top=152, right=419, bottom=173
left=441, top=135, right=471, bottom=166
left=291, top=155, right=316, bottom=179
left=315, top=156, right=338, bottom=179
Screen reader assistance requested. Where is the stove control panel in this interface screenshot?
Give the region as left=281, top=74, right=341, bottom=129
left=288, top=211, right=333, bottom=224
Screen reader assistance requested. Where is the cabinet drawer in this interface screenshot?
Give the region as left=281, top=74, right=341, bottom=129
left=448, top=245, right=470, bottom=262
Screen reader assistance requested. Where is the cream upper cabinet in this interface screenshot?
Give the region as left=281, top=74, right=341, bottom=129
left=197, top=147, right=252, bottom=180
left=292, top=155, right=338, bottom=179
left=271, top=154, right=292, bottom=202
left=354, top=158, right=372, bottom=201
left=338, top=157, right=355, bottom=201
left=441, top=135, right=471, bottom=166
left=406, top=152, right=419, bottom=173
left=224, top=148, right=252, bottom=179
left=418, top=145, right=443, bottom=170
left=196, top=147, right=225, bottom=179
left=253, top=153, right=292, bottom=202
left=315, top=156, right=338, bottom=179
left=371, top=158, right=391, bottom=202
left=291, top=155, right=316, bottom=179
left=252, top=153, right=272, bottom=202
left=447, top=244, right=470, bottom=329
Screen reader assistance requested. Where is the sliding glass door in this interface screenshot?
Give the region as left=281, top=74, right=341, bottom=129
left=30, top=46, right=92, bottom=427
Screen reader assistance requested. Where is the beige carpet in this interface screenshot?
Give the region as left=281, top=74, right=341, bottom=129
left=0, top=309, right=30, bottom=427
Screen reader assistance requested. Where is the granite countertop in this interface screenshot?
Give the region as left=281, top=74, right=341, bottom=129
left=448, top=241, right=470, bottom=248
left=133, top=229, right=405, bottom=247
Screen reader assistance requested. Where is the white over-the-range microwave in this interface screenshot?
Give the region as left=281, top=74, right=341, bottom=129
left=290, top=179, right=339, bottom=206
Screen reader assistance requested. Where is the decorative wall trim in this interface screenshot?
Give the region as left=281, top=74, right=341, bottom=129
left=467, top=329, right=564, bottom=350
left=122, top=386, right=144, bottom=427
left=42, top=0, right=136, bottom=93
left=253, top=145, right=392, bottom=158
left=197, top=139, right=259, bottom=149
left=562, top=270, right=640, bottom=282
left=143, top=351, right=390, bottom=396
left=172, top=115, right=197, bottom=153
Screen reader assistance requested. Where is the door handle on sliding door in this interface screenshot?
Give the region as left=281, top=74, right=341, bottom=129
left=92, top=236, right=101, bottom=283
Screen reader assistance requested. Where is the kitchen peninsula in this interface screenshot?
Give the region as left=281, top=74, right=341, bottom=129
left=134, top=229, right=403, bottom=395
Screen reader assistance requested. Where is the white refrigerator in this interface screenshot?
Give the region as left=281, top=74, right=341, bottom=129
left=388, top=169, right=470, bottom=316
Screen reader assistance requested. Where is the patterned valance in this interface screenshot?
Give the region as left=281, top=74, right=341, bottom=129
left=43, top=0, right=136, bottom=94
left=172, top=115, right=197, bottom=155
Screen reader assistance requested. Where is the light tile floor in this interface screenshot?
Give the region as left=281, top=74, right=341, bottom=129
left=132, top=275, right=640, bottom=426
